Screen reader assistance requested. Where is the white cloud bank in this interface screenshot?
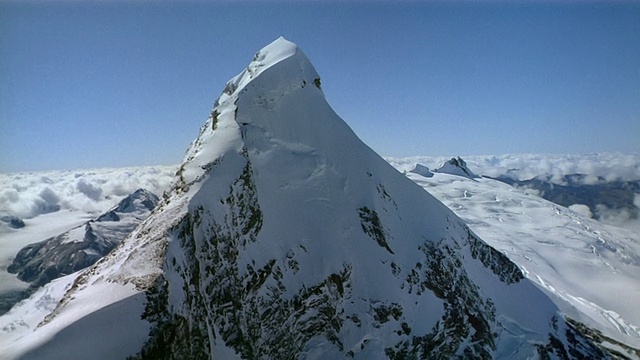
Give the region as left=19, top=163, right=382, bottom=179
left=0, top=165, right=178, bottom=221
left=386, top=153, right=640, bottom=184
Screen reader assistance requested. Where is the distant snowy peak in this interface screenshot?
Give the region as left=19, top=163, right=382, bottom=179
left=434, top=157, right=479, bottom=178
left=98, top=188, right=159, bottom=220
left=408, top=163, right=434, bottom=178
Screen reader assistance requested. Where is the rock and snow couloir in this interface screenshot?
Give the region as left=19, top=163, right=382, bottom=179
left=0, top=38, right=610, bottom=359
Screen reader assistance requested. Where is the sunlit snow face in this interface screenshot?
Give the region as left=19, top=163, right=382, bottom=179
left=0, top=165, right=177, bottom=222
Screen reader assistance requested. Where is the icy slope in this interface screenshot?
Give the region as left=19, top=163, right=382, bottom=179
left=0, top=37, right=607, bottom=359
left=400, top=167, right=640, bottom=353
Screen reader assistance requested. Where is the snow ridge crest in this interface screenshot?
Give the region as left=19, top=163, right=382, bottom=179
left=174, top=37, right=323, bottom=193
left=216, top=36, right=316, bottom=106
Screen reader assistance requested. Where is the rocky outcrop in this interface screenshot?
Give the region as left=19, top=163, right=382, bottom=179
left=0, top=215, right=25, bottom=229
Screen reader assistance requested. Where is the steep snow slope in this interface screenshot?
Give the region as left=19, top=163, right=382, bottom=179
left=398, top=166, right=640, bottom=353
left=0, top=38, right=608, bottom=359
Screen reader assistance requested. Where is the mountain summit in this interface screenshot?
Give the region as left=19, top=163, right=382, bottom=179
left=434, top=157, right=479, bottom=179
left=2, top=38, right=606, bottom=359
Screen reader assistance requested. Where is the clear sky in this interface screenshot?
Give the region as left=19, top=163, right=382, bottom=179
left=1, top=1, right=639, bottom=173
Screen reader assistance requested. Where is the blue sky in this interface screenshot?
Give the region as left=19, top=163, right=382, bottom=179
left=1, top=1, right=639, bottom=173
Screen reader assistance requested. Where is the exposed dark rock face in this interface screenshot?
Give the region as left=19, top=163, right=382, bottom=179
left=0, top=215, right=25, bottom=229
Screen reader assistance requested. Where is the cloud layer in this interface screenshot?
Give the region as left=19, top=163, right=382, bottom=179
left=3, top=153, right=639, bottom=231
left=0, top=165, right=177, bottom=220
left=386, top=153, right=640, bottom=184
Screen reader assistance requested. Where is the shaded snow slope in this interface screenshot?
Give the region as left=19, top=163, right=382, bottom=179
left=0, top=38, right=609, bottom=359
left=0, top=275, right=149, bottom=360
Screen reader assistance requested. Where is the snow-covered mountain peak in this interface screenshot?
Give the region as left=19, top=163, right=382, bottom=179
left=434, top=156, right=479, bottom=178
left=215, top=36, right=318, bottom=105
left=174, top=37, right=324, bottom=194
left=409, top=163, right=434, bottom=178
left=248, top=36, right=299, bottom=72
left=115, top=39, right=608, bottom=358
left=109, top=188, right=159, bottom=215
left=2, top=39, right=620, bottom=359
